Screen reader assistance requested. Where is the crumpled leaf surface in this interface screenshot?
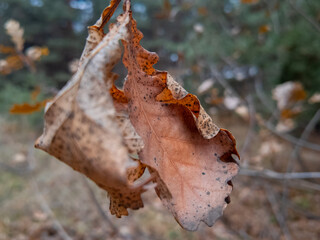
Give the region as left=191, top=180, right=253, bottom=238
left=79, top=0, right=121, bottom=65
left=121, top=10, right=239, bottom=231
left=35, top=0, right=240, bottom=231
left=35, top=1, right=150, bottom=217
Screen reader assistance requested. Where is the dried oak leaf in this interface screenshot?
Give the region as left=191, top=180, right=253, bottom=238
left=35, top=1, right=150, bottom=217
left=121, top=9, right=240, bottom=231
left=110, top=77, right=144, bottom=156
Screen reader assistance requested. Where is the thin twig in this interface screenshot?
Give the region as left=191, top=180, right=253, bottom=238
left=254, top=76, right=275, bottom=112
left=32, top=181, right=73, bottom=240
left=240, top=95, right=256, bottom=166
left=289, top=109, right=320, bottom=173
left=221, top=217, right=252, bottom=240
left=289, top=109, right=320, bottom=171
left=264, top=184, right=291, bottom=240
left=211, top=67, right=245, bottom=104
left=288, top=201, right=320, bottom=220
left=262, top=0, right=280, bottom=34
left=0, top=161, right=27, bottom=175
left=288, top=0, right=320, bottom=34
left=27, top=145, right=72, bottom=240
left=80, top=176, right=119, bottom=236
left=239, top=168, right=320, bottom=191
left=254, top=77, right=320, bottom=152
left=254, top=76, right=320, bottom=152
left=264, top=121, right=320, bottom=152
left=240, top=168, right=320, bottom=180
left=281, top=109, right=320, bottom=222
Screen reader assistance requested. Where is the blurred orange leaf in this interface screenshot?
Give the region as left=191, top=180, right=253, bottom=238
left=10, top=99, right=49, bottom=114
left=0, top=55, right=23, bottom=75
left=26, top=47, right=49, bottom=61
left=155, top=0, right=172, bottom=19
left=280, top=109, right=301, bottom=119
left=259, top=25, right=271, bottom=34
left=290, top=86, right=306, bottom=102
left=198, top=7, right=208, bottom=16
left=6, top=55, right=23, bottom=70
left=309, top=93, right=320, bottom=104
left=0, top=44, right=15, bottom=54
left=210, top=97, right=224, bottom=105
left=241, top=0, right=259, bottom=4
left=31, top=86, right=41, bottom=100
left=272, top=81, right=306, bottom=110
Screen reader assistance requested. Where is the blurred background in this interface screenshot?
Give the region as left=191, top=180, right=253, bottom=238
left=0, top=0, right=320, bottom=239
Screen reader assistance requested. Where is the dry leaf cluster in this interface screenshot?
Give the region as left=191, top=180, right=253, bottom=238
left=0, top=19, right=49, bottom=75
left=272, top=81, right=309, bottom=132
left=0, top=19, right=50, bottom=114
left=35, top=0, right=239, bottom=231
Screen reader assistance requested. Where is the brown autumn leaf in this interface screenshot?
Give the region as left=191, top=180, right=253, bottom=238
left=120, top=9, right=239, bottom=230
left=35, top=0, right=240, bottom=230
left=35, top=0, right=151, bottom=217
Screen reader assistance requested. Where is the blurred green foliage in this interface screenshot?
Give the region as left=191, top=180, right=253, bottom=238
left=0, top=0, right=319, bottom=126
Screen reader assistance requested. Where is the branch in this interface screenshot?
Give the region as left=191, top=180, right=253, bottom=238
left=26, top=145, right=72, bottom=240
left=240, top=95, right=256, bottom=166
left=240, top=168, right=320, bottom=180
left=288, top=0, right=320, bottom=34
left=290, top=109, right=320, bottom=169
left=254, top=77, right=320, bottom=152
left=32, top=181, right=72, bottom=240
left=264, top=185, right=291, bottom=240
left=267, top=122, right=320, bottom=152
left=281, top=109, right=320, bottom=222
left=80, top=176, right=119, bottom=236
